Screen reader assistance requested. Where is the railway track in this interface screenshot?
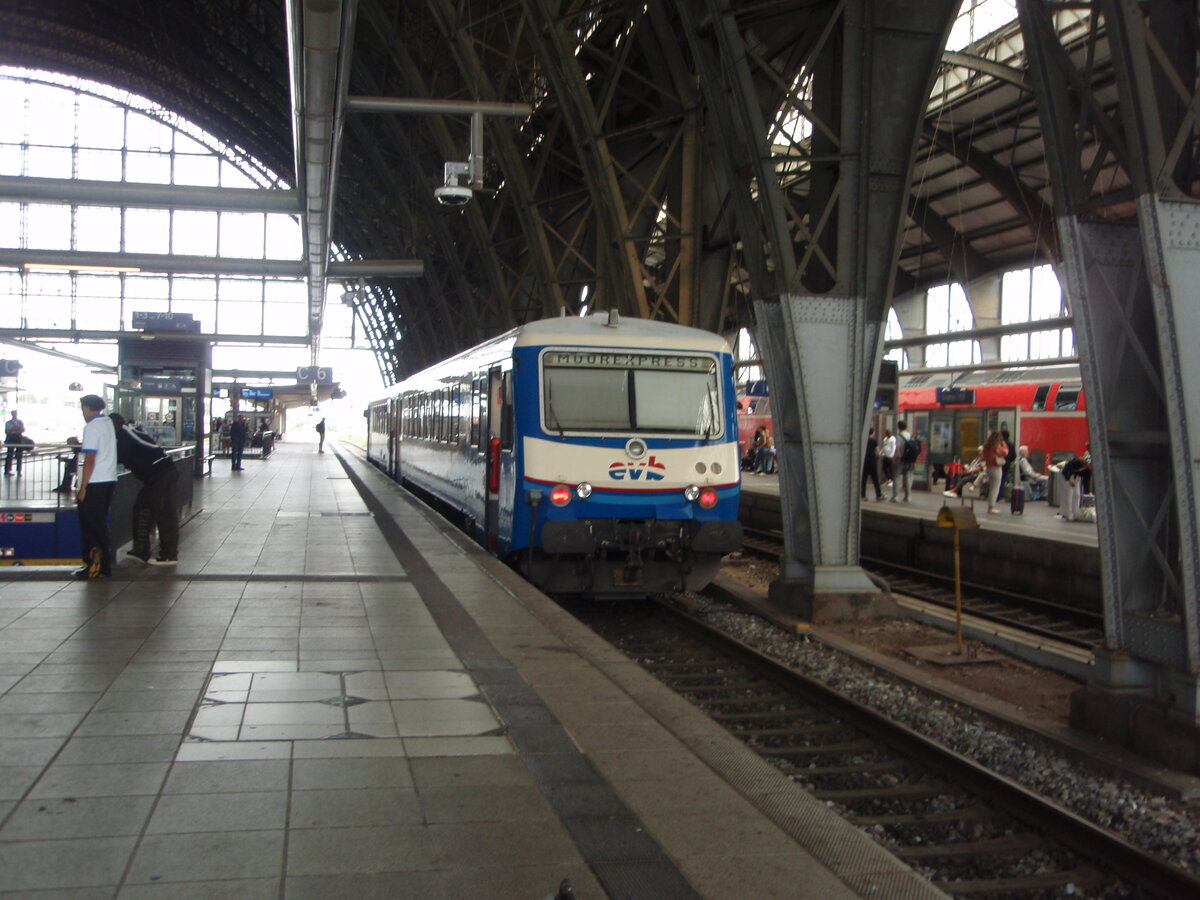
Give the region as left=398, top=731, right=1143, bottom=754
left=740, top=526, right=1104, bottom=649
left=573, top=600, right=1199, bottom=899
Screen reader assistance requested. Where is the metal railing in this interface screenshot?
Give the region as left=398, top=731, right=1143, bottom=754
left=0, top=445, right=195, bottom=507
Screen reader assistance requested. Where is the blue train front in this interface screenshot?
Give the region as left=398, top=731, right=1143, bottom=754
left=511, top=315, right=742, bottom=597
left=368, top=312, right=743, bottom=599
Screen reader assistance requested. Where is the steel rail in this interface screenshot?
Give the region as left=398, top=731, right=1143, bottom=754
left=661, top=600, right=1200, bottom=899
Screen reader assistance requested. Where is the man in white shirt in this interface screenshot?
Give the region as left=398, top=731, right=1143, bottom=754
left=76, top=395, right=118, bottom=578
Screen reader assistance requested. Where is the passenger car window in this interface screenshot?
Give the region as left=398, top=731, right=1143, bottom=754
left=1054, top=384, right=1081, bottom=411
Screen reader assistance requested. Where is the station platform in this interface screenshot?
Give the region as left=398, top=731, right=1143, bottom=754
left=740, top=473, right=1102, bottom=615
left=0, top=442, right=942, bottom=899
left=741, top=471, right=1098, bottom=545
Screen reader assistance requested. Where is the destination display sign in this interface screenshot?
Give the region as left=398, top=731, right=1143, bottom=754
left=542, top=351, right=713, bottom=371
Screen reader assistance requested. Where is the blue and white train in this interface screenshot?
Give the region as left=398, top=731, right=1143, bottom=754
left=366, top=311, right=743, bottom=598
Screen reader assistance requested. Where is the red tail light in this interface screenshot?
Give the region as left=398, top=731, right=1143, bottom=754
left=698, top=489, right=719, bottom=509
left=487, top=437, right=501, bottom=494
left=549, top=485, right=572, bottom=507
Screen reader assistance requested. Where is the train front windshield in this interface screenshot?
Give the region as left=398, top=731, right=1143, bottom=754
left=542, top=350, right=722, bottom=436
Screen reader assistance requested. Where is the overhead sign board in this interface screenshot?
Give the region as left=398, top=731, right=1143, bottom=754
left=296, top=366, right=334, bottom=385
left=132, top=311, right=201, bottom=334
left=241, top=387, right=273, bottom=400
left=142, top=377, right=183, bottom=393
left=937, top=387, right=976, bottom=405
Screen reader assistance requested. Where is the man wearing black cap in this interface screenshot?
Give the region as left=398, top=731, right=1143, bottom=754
left=76, top=395, right=117, bottom=578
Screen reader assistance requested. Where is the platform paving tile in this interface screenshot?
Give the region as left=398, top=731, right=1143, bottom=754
left=29, top=762, right=170, bottom=799
left=288, top=787, right=423, bottom=829
left=0, top=765, right=45, bottom=801
left=3, top=795, right=156, bottom=840
left=285, top=824, right=437, bottom=877
left=0, top=836, right=137, bottom=891
left=117, top=876, right=281, bottom=899
left=146, top=790, right=288, bottom=834
left=125, top=829, right=285, bottom=884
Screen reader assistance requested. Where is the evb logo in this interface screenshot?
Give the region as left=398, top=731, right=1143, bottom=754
left=608, top=456, right=666, bottom=481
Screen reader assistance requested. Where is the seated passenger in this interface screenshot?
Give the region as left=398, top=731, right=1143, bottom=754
left=1016, top=445, right=1048, bottom=500
left=753, top=427, right=776, bottom=475
left=944, top=447, right=986, bottom=498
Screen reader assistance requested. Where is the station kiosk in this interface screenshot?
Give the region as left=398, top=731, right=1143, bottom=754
left=116, top=317, right=212, bottom=476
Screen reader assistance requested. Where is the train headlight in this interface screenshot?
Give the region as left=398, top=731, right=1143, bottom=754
left=698, top=488, right=719, bottom=509
left=575, top=482, right=593, bottom=499
left=550, top=485, right=572, bottom=507
left=683, top=484, right=701, bottom=502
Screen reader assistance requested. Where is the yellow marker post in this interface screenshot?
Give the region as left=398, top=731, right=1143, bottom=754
left=936, top=504, right=978, bottom=655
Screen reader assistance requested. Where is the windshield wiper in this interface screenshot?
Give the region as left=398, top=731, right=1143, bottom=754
left=701, top=385, right=718, bottom=443
left=545, top=385, right=566, bottom=438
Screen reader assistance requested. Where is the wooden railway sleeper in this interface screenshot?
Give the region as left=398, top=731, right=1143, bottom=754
left=847, top=805, right=998, bottom=827
left=812, top=780, right=956, bottom=803
left=895, top=832, right=1044, bottom=861
left=937, top=865, right=1110, bottom=896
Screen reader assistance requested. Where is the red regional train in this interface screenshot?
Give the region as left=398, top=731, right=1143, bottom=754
left=736, top=365, right=1089, bottom=476
left=898, top=364, right=1088, bottom=475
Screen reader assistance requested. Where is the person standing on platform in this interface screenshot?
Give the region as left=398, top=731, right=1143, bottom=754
left=1058, top=453, right=1090, bottom=522
left=110, top=414, right=179, bottom=566
left=76, top=395, right=117, bottom=579
left=880, top=429, right=896, bottom=486
left=4, top=410, right=26, bottom=476
left=981, top=430, right=1008, bottom=515
left=230, top=415, right=248, bottom=470
left=1000, top=428, right=1016, bottom=502
left=861, top=427, right=882, bottom=501
left=889, top=420, right=913, bottom=503
left=316, top=417, right=326, bottom=453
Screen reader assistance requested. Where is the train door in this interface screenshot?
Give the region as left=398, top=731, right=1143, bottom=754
left=928, top=411, right=956, bottom=466
left=483, top=366, right=504, bottom=551
left=908, top=410, right=930, bottom=488
left=986, top=408, right=1017, bottom=447
left=389, top=397, right=401, bottom=481
left=958, top=414, right=982, bottom=461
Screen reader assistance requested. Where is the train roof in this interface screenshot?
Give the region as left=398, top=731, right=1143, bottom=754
left=899, top=364, right=1081, bottom=388
left=383, top=313, right=731, bottom=397
left=514, top=312, right=731, bottom=353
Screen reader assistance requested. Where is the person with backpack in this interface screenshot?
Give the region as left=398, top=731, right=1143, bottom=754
left=890, top=419, right=918, bottom=502
left=110, top=413, right=180, bottom=566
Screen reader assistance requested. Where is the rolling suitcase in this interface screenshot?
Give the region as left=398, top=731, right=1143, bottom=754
left=1010, top=484, right=1025, bottom=515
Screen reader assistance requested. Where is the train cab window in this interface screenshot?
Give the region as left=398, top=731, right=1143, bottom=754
left=541, top=351, right=722, bottom=436
left=1054, top=383, right=1082, bottom=411
left=1032, top=385, right=1050, bottom=411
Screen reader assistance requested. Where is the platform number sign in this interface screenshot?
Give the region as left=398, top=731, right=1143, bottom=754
left=0, top=360, right=21, bottom=376
left=296, top=366, right=334, bottom=385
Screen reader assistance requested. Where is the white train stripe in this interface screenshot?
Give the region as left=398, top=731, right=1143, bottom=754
left=523, top=436, right=740, bottom=490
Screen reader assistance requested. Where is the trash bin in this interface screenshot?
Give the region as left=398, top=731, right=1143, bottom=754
left=1048, top=470, right=1063, bottom=507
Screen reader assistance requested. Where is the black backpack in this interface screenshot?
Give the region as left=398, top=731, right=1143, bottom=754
left=900, top=435, right=921, bottom=465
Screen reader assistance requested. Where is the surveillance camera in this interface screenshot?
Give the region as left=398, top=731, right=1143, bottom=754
left=434, top=184, right=473, bottom=207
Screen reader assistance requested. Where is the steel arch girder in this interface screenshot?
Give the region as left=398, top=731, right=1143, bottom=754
left=682, top=0, right=958, bottom=592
